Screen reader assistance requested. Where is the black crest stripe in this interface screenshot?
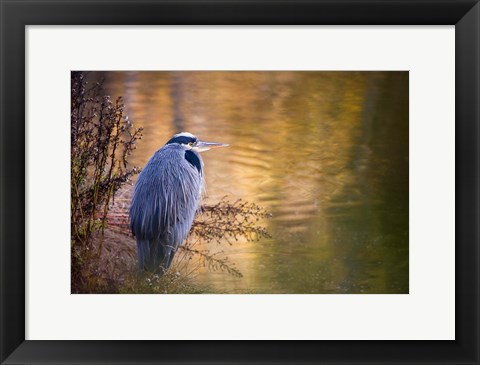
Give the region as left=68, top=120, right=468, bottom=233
left=167, top=135, right=196, bottom=145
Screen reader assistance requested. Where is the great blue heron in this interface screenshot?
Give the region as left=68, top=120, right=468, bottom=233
left=129, top=132, right=228, bottom=273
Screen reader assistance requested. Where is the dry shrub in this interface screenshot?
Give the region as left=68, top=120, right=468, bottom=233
left=71, top=71, right=142, bottom=293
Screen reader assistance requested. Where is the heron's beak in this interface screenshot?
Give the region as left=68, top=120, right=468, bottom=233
left=194, top=141, right=229, bottom=152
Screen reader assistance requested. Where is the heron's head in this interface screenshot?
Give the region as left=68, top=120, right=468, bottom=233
left=166, top=132, right=229, bottom=152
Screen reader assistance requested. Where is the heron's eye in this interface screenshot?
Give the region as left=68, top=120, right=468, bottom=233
left=188, top=142, right=194, bottom=147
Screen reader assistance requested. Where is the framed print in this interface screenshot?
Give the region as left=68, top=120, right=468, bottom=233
left=1, top=0, right=479, bottom=364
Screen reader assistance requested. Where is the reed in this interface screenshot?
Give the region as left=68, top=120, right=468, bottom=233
left=71, top=71, right=142, bottom=293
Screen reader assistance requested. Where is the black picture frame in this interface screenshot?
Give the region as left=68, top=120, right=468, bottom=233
left=1, top=0, right=478, bottom=364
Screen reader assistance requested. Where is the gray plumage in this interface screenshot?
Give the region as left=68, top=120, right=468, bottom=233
left=129, top=132, right=227, bottom=273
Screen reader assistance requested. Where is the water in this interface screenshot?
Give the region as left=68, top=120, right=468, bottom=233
left=98, top=71, right=408, bottom=294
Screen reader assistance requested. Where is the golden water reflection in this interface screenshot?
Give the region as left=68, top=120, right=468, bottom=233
left=98, top=71, right=408, bottom=294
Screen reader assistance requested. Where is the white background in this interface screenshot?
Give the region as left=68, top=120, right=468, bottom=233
left=26, top=26, right=455, bottom=340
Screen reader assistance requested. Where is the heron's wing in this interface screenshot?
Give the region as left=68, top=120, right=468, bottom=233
left=162, top=207, right=197, bottom=252
left=130, top=146, right=202, bottom=247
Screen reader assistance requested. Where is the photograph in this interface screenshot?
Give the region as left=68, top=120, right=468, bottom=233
left=2, top=0, right=477, bottom=361
left=71, top=70, right=409, bottom=294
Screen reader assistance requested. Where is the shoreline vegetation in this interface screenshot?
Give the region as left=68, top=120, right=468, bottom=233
left=71, top=72, right=270, bottom=294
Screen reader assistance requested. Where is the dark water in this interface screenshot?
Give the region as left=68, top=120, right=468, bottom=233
left=98, top=71, right=408, bottom=294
